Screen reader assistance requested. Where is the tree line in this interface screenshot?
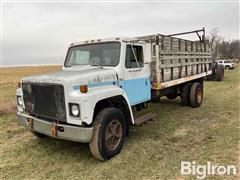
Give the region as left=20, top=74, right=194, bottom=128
left=208, top=28, right=240, bottom=61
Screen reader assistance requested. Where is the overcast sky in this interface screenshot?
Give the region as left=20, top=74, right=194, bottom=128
left=1, top=1, right=239, bottom=66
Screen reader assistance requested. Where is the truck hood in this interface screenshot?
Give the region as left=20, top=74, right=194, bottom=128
left=22, top=65, right=118, bottom=86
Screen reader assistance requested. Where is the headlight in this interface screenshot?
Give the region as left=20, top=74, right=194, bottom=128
left=17, top=96, right=23, bottom=106
left=70, top=104, right=80, bottom=117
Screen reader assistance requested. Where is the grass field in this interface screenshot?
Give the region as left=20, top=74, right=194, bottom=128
left=0, top=66, right=239, bottom=179
left=0, top=66, right=62, bottom=114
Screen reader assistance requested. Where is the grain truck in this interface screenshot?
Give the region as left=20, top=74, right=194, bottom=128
left=16, top=28, right=217, bottom=160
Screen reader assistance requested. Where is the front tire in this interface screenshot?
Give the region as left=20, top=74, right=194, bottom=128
left=89, top=107, right=126, bottom=161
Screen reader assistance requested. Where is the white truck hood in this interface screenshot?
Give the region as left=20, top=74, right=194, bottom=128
left=22, top=65, right=118, bottom=86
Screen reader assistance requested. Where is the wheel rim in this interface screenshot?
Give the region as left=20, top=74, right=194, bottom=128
left=196, top=87, right=202, bottom=103
left=105, top=119, right=122, bottom=151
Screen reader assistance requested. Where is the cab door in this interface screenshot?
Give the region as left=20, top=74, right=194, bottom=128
left=121, top=43, right=151, bottom=106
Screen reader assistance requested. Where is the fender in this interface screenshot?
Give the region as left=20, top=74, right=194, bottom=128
left=121, top=91, right=135, bottom=124
left=68, top=85, right=134, bottom=125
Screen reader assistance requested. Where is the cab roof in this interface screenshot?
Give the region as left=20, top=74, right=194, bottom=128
left=69, top=37, right=144, bottom=47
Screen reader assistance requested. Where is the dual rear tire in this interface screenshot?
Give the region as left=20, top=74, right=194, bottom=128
left=181, top=82, right=203, bottom=108
left=189, top=82, right=203, bottom=108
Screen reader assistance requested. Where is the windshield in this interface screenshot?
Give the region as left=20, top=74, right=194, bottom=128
left=65, top=42, right=120, bottom=67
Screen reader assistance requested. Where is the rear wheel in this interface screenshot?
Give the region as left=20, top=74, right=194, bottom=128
left=189, top=82, right=203, bottom=108
left=89, top=107, right=126, bottom=161
left=181, top=83, right=191, bottom=106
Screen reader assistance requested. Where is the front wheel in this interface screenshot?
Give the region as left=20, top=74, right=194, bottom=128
left=89, top=107, right=126, bottom=161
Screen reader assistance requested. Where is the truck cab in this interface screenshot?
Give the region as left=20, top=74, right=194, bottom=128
left=65, top=38, right=152, bottom=107
left=16, top=37, right=152, bottom=160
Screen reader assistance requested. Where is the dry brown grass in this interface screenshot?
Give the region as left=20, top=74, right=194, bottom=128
left=0, top=66, right=61, bottom=115
left=0, top=66, right=239, bottom=179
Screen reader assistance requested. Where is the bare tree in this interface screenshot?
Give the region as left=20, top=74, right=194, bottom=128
left=229, top=40, right=240, bottom=59
left=217, top=40, right=240, bottom=59
left=207, top=28, right=222, bottom=60
left=207, top=28, right=240, bottom=60
left=218, top=41, right=231, bottom=59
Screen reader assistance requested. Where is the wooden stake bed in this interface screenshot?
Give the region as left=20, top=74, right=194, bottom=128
left=136, top=29, right=212, bottom=90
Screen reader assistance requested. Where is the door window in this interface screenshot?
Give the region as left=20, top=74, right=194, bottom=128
left=125, top=45, right=143, bottom=68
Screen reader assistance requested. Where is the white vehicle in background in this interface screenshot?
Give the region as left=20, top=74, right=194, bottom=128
left=216, top=60, right=235, bottom=69
left=16, top=28, right=217, bottom=160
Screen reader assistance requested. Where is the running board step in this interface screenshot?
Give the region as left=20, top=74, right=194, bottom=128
left=134, top=113, right=157, bottom=126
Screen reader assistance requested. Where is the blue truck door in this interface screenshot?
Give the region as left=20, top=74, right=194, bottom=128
left=121, top=44, right=151, bottom=106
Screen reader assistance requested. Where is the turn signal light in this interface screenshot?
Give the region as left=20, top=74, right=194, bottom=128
left=80, top=85, right=88, bottom=93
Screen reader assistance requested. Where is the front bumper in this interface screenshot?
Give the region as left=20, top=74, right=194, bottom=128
left=17, top=112, right=93, bottom=143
